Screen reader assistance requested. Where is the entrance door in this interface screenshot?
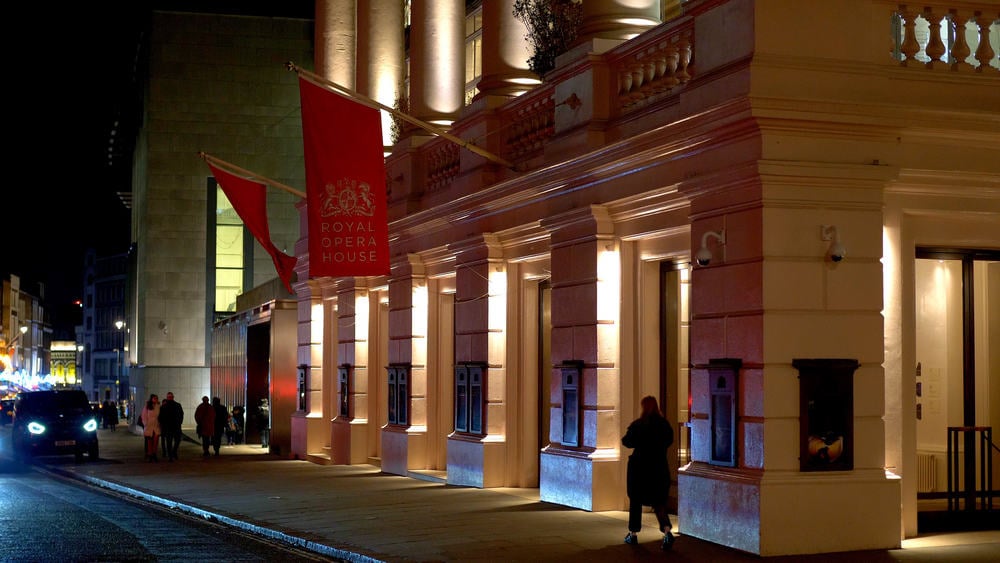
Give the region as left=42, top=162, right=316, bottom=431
left=660, top=263, right=690, bottom=512
left=246, top=322, right=270, bottom=445
left=537, top=280, right=551, bottom=484
left=914, top=249, right=999, bottom=522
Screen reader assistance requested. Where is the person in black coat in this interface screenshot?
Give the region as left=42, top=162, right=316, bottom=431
left=622, top=395, right=675, bottom=550
left=158, top=392, right=184, bottom=461
left=231, top=405, right=245, bottom=444
left=211, top=397, right=229, bottom=456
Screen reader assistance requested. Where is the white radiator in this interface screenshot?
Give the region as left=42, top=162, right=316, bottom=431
left=917, top=453, right=936, bottom=492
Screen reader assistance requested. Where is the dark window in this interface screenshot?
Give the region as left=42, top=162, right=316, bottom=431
left=387, top=364, right=410, bottom=426
left=454, top=362, right=486, bottom=435
left=338, top=364, right=351, bottom=418
left=708, top=358, right=740, bottom=467
left=561, top=361, right=583, bottom=447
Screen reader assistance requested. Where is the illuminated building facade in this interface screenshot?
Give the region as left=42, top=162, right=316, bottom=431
left=284, top=0, right=999, bottom=557
left=49, top=340, right=79, bottom=387
left=1, top=274, right=50, bottom=385
left=121, top=0, right=1000, bottom=557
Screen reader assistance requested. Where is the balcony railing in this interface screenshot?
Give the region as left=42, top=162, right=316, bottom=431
left=388, top=0, right=998, bottom=207
left=500, top=84, right=556, bottom=162
left=893, top=4, right=1000, bottom=71
left=607, top=18, right=694, bottom=115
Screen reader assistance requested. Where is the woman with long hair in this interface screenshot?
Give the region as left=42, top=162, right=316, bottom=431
left=140, top=393, right=161, bottom=462
left=622, top=395, right=675, bottom=550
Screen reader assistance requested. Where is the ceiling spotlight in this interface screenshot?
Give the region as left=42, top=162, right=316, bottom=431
left=821, top=225, right=846, bottom=262
left=695, top=230, right=725, bottom=266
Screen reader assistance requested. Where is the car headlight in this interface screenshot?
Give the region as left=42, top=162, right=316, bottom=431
left=83, top=419, right=98, bottom=432
left=27, top=421, right=46, bottom=435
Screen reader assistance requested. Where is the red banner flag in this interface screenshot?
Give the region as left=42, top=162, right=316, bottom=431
left=206, top=162, right=297, bottom=294
left=298, top=76, right=390, bottom=278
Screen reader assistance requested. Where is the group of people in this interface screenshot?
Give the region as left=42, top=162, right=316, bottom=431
left=138, top=392, right=184, bottom=462
left=193, top=396, right=243, bottom=457
left=138, top=393, right=245, bottom=462
left=100, top=400, right=120, bottom=430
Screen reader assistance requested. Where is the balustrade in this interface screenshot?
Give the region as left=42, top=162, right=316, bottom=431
left=401, top=2, right=997, bottom=195
left=894, top=4, right=1000, bottom=72
left=500, top=85, right=556, bottom=161
left=610, top=22, right=693, bottom=112
left=425, top=138, right=460, bottom=191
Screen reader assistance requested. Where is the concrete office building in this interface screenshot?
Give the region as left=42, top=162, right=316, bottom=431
left=127, top=7, right=312, bottom=415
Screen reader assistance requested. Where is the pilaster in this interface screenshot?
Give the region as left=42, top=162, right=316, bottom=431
left=291, top=279, right=331, bottom=460
left=447, top=234, right=509, bottom=487
left=678, top=161, right=900, bottom=555
left=538, top=205, right=623, bottom=511
left=331, top=278, right=372, bottom=465
left=382, top=254, right=429, bottom=476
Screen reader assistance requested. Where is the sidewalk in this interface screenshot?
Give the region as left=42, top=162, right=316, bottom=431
left=36, top=427, right=1000, bottom=562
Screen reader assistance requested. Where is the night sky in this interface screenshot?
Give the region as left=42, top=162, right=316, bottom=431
left=10, top=5, right=143, bottom=337
left=10, top=3, right=315, bottom=337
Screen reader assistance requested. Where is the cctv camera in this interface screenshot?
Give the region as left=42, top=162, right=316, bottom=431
left=695, top=246, right=713, bottom=266
left=829, top=242, right=846, bottom=263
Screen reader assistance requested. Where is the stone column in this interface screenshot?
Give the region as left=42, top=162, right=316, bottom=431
left=538, top=206, right=622, bottom=511
left=315, top=0, right=356, bottom=86
left=409, top=0, right=464, bottom=126
left=477, top=0, right=537, bottom=98
left=331, top=279, right=373, bottom=465
left=677, top=163, right=900, bottom=555
left=447, top=234, right=509, bottom=488
left=357, top=0, right=405, bottom=149
left=577, top=0, right=660, bottom=43
left=290, top=279, right=333, bottom=461
left=290, top=198, right=325, bottom=460
left=381, top=254, right=429, bottom=476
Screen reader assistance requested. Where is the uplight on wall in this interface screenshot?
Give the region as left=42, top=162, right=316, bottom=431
left=695, top=230, right=725, bottom=266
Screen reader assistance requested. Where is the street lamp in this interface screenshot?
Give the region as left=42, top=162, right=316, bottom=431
left=114, top=321, right=125, bottom=403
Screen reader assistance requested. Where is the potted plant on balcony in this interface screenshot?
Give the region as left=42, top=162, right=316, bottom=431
left=513, top=0, right=583, bottom=77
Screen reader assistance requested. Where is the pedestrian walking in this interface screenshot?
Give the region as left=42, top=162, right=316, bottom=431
left=103, top=400, right=119, bottom=431
left=211, top=397, right=228, bottom=456
left=256, top=398, right=270, bottom=449
left=194, top=396, right=215, bottom=458
left=139, top=394, right=161, bottom=462
left=158, top=392, right=184, bottom=461
left=622, top=395, right=675, bottom=550
left=231, top=405, right=245, bottom=444
left=226, top=407, right=238, bottom=445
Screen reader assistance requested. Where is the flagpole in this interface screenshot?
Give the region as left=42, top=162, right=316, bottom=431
left=287, top=62, right=516, bottom=171
left=199, top=152, right=307, bottom=199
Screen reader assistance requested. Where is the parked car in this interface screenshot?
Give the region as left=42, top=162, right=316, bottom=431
left=0, top=399, right=13, bottom=425
left=11, top=390, right=99, bottom=462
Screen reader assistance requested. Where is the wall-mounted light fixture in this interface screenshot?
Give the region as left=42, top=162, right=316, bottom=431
left=821, top=225, right=846, bottom=262
left=695, top=230, right=726, bottom=266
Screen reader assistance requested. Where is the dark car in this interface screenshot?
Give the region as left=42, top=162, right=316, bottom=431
left=11, top=390, right=99, bottom=462
left=0, top=399, right=13, bottom=425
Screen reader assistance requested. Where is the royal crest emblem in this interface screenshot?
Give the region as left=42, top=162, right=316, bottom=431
left=319, top=178, right=376, bottom=217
